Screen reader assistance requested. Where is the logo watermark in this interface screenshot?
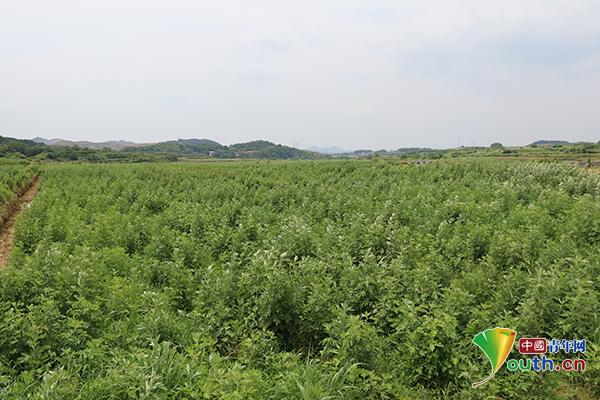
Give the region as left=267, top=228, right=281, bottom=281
left=472, top=328, right=586, bottom=387
left=472, top=327, right=517, bottom=387
left=507, top=338, right=586, bottom=372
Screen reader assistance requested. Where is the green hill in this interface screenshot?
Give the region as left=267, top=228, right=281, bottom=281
left=122, top=139, right=326, bottom=160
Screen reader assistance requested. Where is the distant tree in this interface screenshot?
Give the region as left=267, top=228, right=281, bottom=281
left=490, top=142, right=504, bottom=149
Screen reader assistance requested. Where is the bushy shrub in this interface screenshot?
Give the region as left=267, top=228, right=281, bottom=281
left=2, top=160, right=600, bottom=398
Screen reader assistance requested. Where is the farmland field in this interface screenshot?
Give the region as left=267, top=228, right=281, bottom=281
left=1, top=160, right=600, bottom=399
left=0, top=165, right=39, bottom=221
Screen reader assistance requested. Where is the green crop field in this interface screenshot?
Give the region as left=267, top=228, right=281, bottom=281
left=0, top=165, right=39, bottom=222
left=1, top=160, right=599, bottom=399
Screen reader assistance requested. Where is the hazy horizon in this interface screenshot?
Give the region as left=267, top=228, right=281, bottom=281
left=26, top=135, right=594, bottom=153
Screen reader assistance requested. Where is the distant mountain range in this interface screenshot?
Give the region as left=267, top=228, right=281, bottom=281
left=119, top=139, right=326, bottom=160
left=32, top=137, right=154, bottom=150
left=31, top=137, right=221, bottom=151
left=306, top=146, right=348, bottom=154
left=1, top=136, right=327, bottom=161
left=27, top=137, right=595, bottom=154
left=32, top=137, right=344, bottom=155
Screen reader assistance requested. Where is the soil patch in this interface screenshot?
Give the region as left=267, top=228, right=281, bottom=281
left=0, top=176, right=41, bottom=268
left=579, top=167, right=600, bottom=175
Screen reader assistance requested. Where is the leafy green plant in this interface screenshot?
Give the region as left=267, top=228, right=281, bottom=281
left=2, top=160, right=600, bottom=398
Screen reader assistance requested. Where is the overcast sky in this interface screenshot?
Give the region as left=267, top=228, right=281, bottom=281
left=1, top=1, right=599, bottom=150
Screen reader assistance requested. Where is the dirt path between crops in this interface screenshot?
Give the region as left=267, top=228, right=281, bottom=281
left=581, top=168, right=600, bottom=175
left=0, top=176, right=41, bottom=268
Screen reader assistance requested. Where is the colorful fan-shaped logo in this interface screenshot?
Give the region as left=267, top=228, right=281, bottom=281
left=472, top=327, right=517, bottom=388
